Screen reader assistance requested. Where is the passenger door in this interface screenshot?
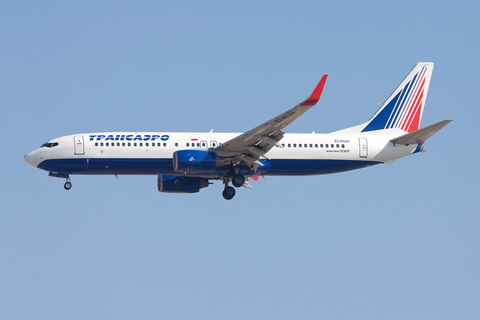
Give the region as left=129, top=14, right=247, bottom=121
left=74, top=136, right=85, bottom=155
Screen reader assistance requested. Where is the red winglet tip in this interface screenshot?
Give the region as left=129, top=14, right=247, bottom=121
left=298, top=74, right=328, bottom=106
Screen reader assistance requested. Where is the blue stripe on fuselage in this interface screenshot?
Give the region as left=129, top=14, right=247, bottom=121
left=37, top=158, right=381, bottom=176
left=264, top=159, right=379, bottom=175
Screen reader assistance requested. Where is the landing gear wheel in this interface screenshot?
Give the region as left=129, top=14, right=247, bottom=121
left=64, top=181, right=72, bottom=190
left=222, top=186, right=236, bottom=200
left=232, top=173, right=245, bottom=188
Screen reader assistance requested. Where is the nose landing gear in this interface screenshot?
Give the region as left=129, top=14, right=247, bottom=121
left=48, top=171, right=72, bottom=190
left=64, top=178, right=72, bottom=190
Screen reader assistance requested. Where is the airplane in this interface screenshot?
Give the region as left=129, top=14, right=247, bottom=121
left=24, top=62, right=452, bottom=200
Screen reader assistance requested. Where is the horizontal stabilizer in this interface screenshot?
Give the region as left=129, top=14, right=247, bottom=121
left=390, top=119, right=453, bottom=145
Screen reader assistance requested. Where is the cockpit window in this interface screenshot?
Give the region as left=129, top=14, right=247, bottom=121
left=40, top=142, right=59, bottom=148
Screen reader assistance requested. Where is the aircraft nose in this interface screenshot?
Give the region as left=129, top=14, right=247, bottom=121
left=24, top=150, right=41, bottom=167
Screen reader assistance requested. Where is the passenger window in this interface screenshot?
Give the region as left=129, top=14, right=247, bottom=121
left=315, top=144, right=318, bottom=148
left=320, top=144, right=323, bottom=148
left=175, top=143, right=178, bottom=147
left=128, top=142, right=131, bottom=147
left=95, top=142, right=98, bottom=147
left=293, top=144, right=297, bottom=148
left=310, top=144, right=313, bottom=148
left=197, top=143, right=200, bottom=147
left=325, top=144, right=328, bottom=148
left=106, top=142, right=110, bottom=147
left=202, top=142, right=206, bottom=147
left=134, top=143, right=137, bottom=147
left=163, top=143, right=166, bottom=147
left=336, top=144, right=339, bottom=148
left=117, top=143, right=120, bottom=146
left=186, top=143, right=190, bottom=147
left=342, top=144, right=345, bottom=148
left=100, top=142, right=104, bottom=147
left=331, top=144, right=334, bottom=148
left=282, top=143, right=285, bottom=147
left=146, top=143, right=149, bottom=147
left=140, top=143, right=143, bottom=147
left=299, top=144, right=302, bottom=148
left=122, top=142, right=125, bottom=146
left=288, top=144, right=291, bottom=147
left=212, top=143, right=216, bottom=147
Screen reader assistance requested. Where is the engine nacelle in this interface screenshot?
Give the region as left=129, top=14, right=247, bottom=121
left=157, top=175, right=209, bottom=193
left=173, top=150, right=217, bottom=173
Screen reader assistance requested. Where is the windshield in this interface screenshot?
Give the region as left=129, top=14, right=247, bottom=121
left=40, top=142, right=59, bottom=148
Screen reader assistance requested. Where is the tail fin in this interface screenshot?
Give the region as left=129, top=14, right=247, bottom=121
left=361, top=62, right=434, bottom=133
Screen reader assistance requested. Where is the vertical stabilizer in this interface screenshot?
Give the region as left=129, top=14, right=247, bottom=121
left=361, top=62, right=434, bottom=133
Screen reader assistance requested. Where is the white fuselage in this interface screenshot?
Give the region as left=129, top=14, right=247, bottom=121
left=24, top=129, right=418, bottom=178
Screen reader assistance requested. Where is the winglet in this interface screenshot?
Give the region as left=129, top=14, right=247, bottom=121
left=297, top=75, right=328, bottom=106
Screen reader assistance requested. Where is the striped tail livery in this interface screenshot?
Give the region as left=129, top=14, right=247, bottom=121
left=362, top=62, right=433, bottom=133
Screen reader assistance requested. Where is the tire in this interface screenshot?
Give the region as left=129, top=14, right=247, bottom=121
left=222, top=186, right=236, bottom=200
left=64, top=182, right=72, bottom=190
left=232, top=174, right=245, bottom=188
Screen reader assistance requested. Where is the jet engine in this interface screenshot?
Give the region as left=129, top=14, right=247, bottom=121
left=173, top=150, right=217, bottom=173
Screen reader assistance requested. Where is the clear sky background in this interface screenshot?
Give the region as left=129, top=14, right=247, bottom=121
left=1, top=1, right=479, bottom=319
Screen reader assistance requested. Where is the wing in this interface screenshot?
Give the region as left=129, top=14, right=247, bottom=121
left=213, top=75, right=328, bottom=171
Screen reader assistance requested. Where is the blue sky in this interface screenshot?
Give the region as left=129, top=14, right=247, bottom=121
left=1, top=1, right=479, bottom=319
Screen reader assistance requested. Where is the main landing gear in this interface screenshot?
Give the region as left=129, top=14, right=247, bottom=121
left=222, top=186, right=235, bottom=200
left=232, top=173, right=246, bottom=188
left=222, top=173, right=246, bottom=200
